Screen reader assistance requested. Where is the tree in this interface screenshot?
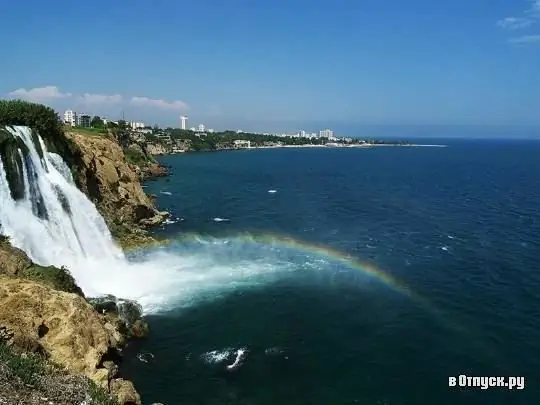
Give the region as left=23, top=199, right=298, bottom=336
left=112, top=120, right=130, bottom=148
left=90, top=116, right=104, bottom=128
left=118, top=120, right=128, bottom=129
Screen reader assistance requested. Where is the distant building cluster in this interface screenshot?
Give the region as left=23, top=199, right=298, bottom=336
left=62, top=109, right=144, bottom=130
left=62, top=109, right=344, bottom=142
left=237, top=128, right=337, bottom=140
left=63, top=110, right=94, bottom=128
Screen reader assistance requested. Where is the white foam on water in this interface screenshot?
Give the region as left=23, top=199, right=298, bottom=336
left=213, top=217, right=230, bottom=222
left=163, top=217, right=183, bottom=225
left=0, top=126, right=302, bottom=315
left=201, top=348, right=234, bottom=364
left=226, top=348, right=247, bottom=370
left=160, top=191, right=172, bottom=195
left=268, top=189, right=277, bottom=193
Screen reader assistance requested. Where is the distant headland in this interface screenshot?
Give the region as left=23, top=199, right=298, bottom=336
left=60, top=112, right=445, bottom=156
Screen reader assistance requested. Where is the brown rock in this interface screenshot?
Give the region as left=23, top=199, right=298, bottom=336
left=93, top=367, right=110, bottom=390
left=0, top=241, right=32, bottom=276
left=0, top=276, right=108, bottom=377
left=102, top=360, right=120, bottom=379
left=130, top=319, right=149, bottom=339
left=110, top=378, right=142, bottom=405
left=66, top=131, right=161, bottom=231
left=139, top=211, right=169, bottom=227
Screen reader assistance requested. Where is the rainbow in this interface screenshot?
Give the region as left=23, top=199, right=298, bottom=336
left=168, top=231, right=426, bottom=304
left=134, top=230, right=501, bottom=362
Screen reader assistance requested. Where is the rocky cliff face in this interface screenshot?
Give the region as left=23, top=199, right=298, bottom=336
left=66, top=130, right=169, bottom=246
left=0, top=239, right=144, bottom=404
left=0, top=276, right=142, bottom=404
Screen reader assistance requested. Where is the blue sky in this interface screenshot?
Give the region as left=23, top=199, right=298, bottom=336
left=1, top=0, right=540, bottom=136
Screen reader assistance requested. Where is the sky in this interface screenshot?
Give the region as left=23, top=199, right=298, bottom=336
left=1, top=0, right=540, bottom=137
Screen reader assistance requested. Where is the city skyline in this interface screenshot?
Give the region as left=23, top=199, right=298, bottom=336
left=1, top=1, right=540, bottom=137
left=60, top=108, right=336, bottom=138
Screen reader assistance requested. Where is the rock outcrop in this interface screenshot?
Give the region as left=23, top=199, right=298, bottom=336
left=0, top=274, right=145, bottom=405
left=0, top=237, right=84, bottom=297
left=66, top=130, right=169, bottom=246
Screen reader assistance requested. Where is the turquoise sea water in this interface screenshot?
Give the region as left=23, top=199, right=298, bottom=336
left=121, top=140, right=540, bottom=404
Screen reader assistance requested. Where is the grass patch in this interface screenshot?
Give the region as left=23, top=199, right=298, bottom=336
left=88, top=380, right=119, bottom=405
left=124, top=148, right=152, bottom=166
left=0, top=341, right=46, bottom=385
left=66, top=126, right=108, bottom=136
left=20, top=264, right=84, bottom=296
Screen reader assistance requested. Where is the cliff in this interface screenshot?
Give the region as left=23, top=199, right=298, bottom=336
left=0, top=106, right=173, bottom=404
left=0, top=99, right=175, bottom=403
left=0, top=239, right=144, bottom=404
left=65, top=130, right=169, bottom=248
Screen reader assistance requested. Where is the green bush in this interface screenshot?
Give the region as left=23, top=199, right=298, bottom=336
left=0, top=99, right=63, bottom=139
left=20, top=264, right=85, bottom=297
left=0, top=341, right=46, bottom=385
left=88, top=381, right=119, bottom=405
left=124, top=148, right=151, bottom=166
left=0, top=99, right=81, bottom=177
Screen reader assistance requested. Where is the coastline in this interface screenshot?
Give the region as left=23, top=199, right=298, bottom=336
left=150, top=142, right=448, bottom=156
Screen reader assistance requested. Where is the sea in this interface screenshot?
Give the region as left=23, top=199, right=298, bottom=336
left=120, top=139, right=540, bottom=405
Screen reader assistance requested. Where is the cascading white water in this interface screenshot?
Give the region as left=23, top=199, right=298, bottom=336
left=0, top=126, right=302, bottom=313
left=0, top=126, right=125, bottom=283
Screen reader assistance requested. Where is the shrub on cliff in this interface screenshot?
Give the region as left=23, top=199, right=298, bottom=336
left=125, top=148, right=151, bottom=166
left=0, top=99, right=80, bottom=174
left=0, top=99, right=62, bottom=138
left=0, top=341, right=119, bottom=404
left=0, top=340, right=45, bottom=385
left=20, top=264, right=85, bottom=297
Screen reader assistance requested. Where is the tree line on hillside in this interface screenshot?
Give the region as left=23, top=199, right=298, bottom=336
left=161, top=129, right=330, bottom=151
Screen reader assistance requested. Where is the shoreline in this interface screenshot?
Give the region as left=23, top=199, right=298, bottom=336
left=151, top=142, right=448, bottom=156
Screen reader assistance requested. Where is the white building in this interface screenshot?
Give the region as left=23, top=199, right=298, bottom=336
left=63, top=110, right=77, bottom=126
left=130, top=121, right=145, bottom=129
left=77, top=114, right=92, bottom=128
left=180, top=116, right=188, bottom=130
left=234, top=140, right=250, bottom=148
left=198, top=124, right=205, bottom=132
left=319, top=129, right=334, bottom=139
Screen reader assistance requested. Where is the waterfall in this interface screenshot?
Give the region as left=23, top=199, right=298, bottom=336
left=0, top=125, right=125, bottom=295
left=0, top=125, right=298, bottom=313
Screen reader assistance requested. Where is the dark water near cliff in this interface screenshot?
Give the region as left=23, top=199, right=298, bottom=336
left=122, top=140, right=540, bottom=405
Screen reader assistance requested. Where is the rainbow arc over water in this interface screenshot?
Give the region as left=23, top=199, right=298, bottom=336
left=173, top=231, right=422, bottom=302
left=138, top=230, right=500, bottom=361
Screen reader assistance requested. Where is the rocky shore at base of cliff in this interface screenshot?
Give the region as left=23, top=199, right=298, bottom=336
left=0, top=113, right=171, bottom=404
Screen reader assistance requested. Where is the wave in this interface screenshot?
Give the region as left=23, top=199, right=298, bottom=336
left=213, top=217, right=230, bottom=222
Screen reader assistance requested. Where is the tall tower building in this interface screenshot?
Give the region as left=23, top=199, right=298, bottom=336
left=180, top=115, right=188, bottom=130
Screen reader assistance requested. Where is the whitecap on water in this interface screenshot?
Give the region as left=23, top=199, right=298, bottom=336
left=200, top=348, right=234, bottom=364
